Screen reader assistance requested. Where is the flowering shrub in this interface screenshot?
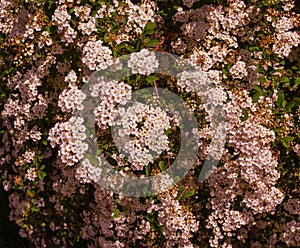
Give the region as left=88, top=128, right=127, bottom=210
left=0, top=0, right=300, bottom=247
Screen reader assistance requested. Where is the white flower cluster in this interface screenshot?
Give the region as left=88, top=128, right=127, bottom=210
left=48, top=117, right=88, bottom=166
left=229, top=60, right=248, bottom=79
left=25, top=167, right=38, bottom=181
left=70, top=117, right=89, bottom=160
left=125, top=0, right=157, bottom=35
left=58, top=84, right=86, bottom=112
left=188, top=50, right=214, bottom=71
left=113, top=102, right=171, bottom=170
left=177, top=69, right=226, bottom=111
left=284, top=198, right=300, bottom=215
left=177, top=69, right=209, bottom=92
left=205, top=86, right=227, bottom=107
left=157, top=189, right=199, bottom=248
left=75, top=164, right=91, bottom=184
left=273, top=31, right=300, bottom=58
left=127, top=49, right=159, bottom=76
left=93, top=80, right=132, bottom=127
left=206, top=90, right=285, bottom=247
left=95, top=2, right=116, bottom=19
left=171, top=37, right=187, bottom=54
left=80, top=158, right=103, bottom=182
left=151, top=173, right=174, bottom=193
left=15, top=150, right=36, bottom=166
left=74, top=5, right=97, bottom=36
left=272, top=16, right=294, bottom=33
left=64, top=70, right=77, bottom=84
left=280, top=220, right=300, bottom=247
left=82, top=40, right=114, bottom=71
left=52, top=5, right=77, bottom=43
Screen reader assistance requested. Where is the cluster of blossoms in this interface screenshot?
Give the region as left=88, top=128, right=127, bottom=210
left=177, top=69, right=227, bottom=106
left=93, top=79, right=132, bottom=127
left=52, top=4, right=77, bottom=43
left=271, top=14, right=300, bottom=58
left=0, top=0, right=16, bottom=35
left=82, top=40, right=115, bottom=71
left=14, top=150, right=36, bottom=168
left=177, top=69, right=209, bottom=93
left=25, top=167, right=38, bottom=181
left=113, top=102, right=171, bottom=170
left=284, top=198, right=300, bottom=215
left=48, top=117, right=89, bottom=166
left=173, top=0, right=300, bottom=90
left=58, top=72, right=86, bottom=112
left=157, top=187, right=199, bottom=248
left=48, top=118, right=79, bottom=166
left=123, top=0, right=157, bottom=36
left=280, top=220, right=300, bottom=247
left=206, top=90, right=285, bottom=247
left=229, top=60, right=248, bottom=79
left=76, top=157, right=103, bottom=184
left=95, top=0, right=157, bottom=44
left=74, top=5, right=97, bottom=36
left=128, top=49, right=159, bottom=75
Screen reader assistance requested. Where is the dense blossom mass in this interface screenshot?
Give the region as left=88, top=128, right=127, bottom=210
left=0, top=0, right=300, bottom=247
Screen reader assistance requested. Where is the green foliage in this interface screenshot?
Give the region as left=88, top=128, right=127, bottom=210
left=177, top=188, right=195, bottom=201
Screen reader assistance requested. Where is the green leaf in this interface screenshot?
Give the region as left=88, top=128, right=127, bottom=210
left=273, top=127, right=281, bottom=133
left=295, top=77, right=300, bottom=85
left=112, top=209, right=119, bottom=218
left=90, top=156, right=100, bottom=166
left=113, top=49, right=118, bottom=57
left=282, top=100, right=287, bottom=108
left=136, top=39, right=142, bottom=51
left=281, top=140, right=289, bottom=148
left=279, top=60, right=285, bottom=65
left=39, top=164, right=45, bottom=170
left=27, top=189, right=35, bottom=197
left=38, top=171, right=43, bottom=180
left=68, top=8, right=75, bottom=14
left=144, top=22, right=156, bottom=35
left=179, top=185, right=185, bottom=193
left=145, top=165, right=150, bottom=176
left=38, top=171, right=47, bottom=180
left=240, top=109, right=248, bottom=121
left=284, top=136, right=294, bottom=142
left=253, top=84, right=263, bottom=93
left=276, top=93, right=285, bottom=107
left=280, top=77, right=289, bottom=83
left=146, top=75, right=159, bottom=82
left=282, top=137, right=293, bottom=148
left=258, top=75, right=266, bottom=83
left=117, top=43, right=134, bottom=52
left=107, top=157, right=117, bottom=166
left=286, top=100, right=295, bottom=109
left=159, top=161, right=166, bottom=171
left=249, top=46, right=260, bottom=51
left=180, top=189, right=195, bottom=200
left=44, top=26, right=51, bottom=34
left=252, top=92, right=260, bottom=102
left=164, top=128, right=172, bottom=136
left=146, top=39, right=160, bottom=47
left=45, top=16, right=50, bottom=23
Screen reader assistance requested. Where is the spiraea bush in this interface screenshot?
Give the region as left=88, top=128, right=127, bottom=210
left=0, top=0, right=300, bottom=247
